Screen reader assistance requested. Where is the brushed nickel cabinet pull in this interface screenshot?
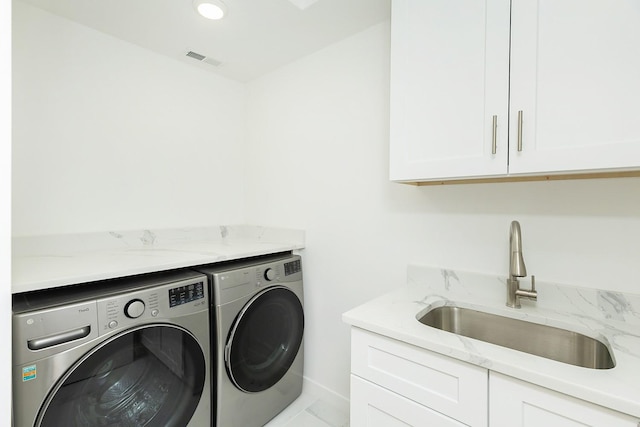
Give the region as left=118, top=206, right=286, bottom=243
left=517, top=110, right=523, bottom=152
left=492, top=115, right=497, bottom=155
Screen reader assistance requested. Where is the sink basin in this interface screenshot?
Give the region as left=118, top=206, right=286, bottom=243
left=418, top=305, right=615, bottom=369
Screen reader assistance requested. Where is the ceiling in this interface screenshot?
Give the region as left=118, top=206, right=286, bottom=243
left=18, top=0, right=391, bottom=82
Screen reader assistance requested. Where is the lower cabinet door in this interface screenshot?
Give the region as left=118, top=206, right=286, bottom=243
left=490, top=372, right=638, bottom=426
left=351, top=375, right=468, bottom=427
left=350, top=328, right=488, bottom=426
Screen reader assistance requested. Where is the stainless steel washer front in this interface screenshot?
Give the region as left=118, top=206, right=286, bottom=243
left=12, top=270, right=211, bottom=427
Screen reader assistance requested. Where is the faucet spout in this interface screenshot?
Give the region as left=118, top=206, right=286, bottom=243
left=506, top=221, right=537, bottom=308
left=509, top=221, right=527, bottom=278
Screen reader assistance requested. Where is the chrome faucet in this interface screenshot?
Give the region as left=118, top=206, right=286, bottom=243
left=507, top=221, right=537, bottom=308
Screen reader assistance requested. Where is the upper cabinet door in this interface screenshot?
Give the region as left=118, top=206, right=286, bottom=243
left=509, top=0, right=640, bottom=175
left=389, top=0, right=511, bottom=182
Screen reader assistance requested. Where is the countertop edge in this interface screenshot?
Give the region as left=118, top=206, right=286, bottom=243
left=12, top=225, right=305, bottom=294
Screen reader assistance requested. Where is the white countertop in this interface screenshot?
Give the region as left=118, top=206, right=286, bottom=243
left=343, top=265, right=640, bottom=418
left=12, top=225, right=305, bottom=294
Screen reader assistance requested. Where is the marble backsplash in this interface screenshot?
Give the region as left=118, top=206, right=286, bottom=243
left=407, top=264, right=640, bottom=329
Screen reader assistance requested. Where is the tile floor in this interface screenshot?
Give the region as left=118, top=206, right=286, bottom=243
left=264, top=391, right=350, bottom=427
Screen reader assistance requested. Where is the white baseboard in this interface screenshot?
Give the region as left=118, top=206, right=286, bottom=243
left=301, top=376, right=350, bottom=415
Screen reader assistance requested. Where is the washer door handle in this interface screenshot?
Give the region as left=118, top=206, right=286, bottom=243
left=224, top=342, right=231, bottom=364
left=27, top=325, right=91, bottom=351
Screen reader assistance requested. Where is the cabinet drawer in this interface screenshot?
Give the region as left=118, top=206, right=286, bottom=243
left=490, top=372, right=639, bottom=426
left=351, top=375, right=467, bottom=427
left=351, top=328, right=488, bottom=426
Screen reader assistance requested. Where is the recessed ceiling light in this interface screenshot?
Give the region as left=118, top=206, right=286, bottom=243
left=193, top=0, right=227, bottom=20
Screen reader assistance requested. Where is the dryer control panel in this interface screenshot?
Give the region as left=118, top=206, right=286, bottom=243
left=208, top=255, right=303, bottom=305
left=284, top=258, right=302, bottom=276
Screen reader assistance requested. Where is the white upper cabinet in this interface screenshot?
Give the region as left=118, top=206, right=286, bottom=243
left=389, top=0, right=511, bottom=181
left=390, top=0, right=640, bottom=182
left=509, top=0, right=640, bottom=175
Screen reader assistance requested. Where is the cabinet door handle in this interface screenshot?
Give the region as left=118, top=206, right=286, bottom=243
left=517, top=110, right=523, bottom=151
left=492, top=115, right=497, bottom=155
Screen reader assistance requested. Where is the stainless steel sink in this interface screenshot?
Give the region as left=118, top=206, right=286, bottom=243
left=418, top=305, right=615, bottom=369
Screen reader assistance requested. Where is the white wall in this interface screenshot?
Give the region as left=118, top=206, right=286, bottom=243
left=245, top=21, right=640, bottom=400
left=12, top=2, right=247, bottom=236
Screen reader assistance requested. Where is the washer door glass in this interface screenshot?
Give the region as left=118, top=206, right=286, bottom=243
left=227, top=286, right=304, bottom=393
left=38, top=325, right=205, bottom=427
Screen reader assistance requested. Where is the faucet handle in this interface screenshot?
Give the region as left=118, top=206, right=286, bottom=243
left=531, top=275, right=535, bottom=291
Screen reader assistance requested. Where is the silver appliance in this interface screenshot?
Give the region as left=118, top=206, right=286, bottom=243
left=12, top=270, right=211, bottom=427
left=197, top=253, right=304, bottom=427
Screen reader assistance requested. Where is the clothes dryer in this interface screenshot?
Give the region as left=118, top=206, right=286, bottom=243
left=12, top=270, right=211, bottom=427
left=197, top=253, right=304, bottom=427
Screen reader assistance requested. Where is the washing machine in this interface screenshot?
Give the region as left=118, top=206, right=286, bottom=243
left=12, top=270, right=211, bottom=427
left=197, top=253, right=304, bottom=427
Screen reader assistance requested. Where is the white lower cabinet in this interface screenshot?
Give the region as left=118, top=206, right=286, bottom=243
left=351, top=375, right=468, bottom=427
left=350, top=328, right=639, bottom=427
left=490, top=372, right=638, bottom=427
left=350, top=328, right=488, bottom=427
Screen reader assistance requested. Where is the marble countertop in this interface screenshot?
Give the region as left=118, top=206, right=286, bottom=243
left=12, top=225, right=305, bottom=294
left=343, top=265, right=640, bottom=418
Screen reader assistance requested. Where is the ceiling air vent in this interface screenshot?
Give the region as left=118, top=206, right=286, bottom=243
left=186, top=51, right=222, bottom=67
left=186, top=50, right=206, bottom=61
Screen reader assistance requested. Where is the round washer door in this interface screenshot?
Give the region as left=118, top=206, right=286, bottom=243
left=226, top=286, right=304, bottom=393
left=37, top=324, right=206, bottom=427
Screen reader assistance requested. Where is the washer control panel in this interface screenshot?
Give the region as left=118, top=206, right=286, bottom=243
left=125, top=299, right=146, bottom=318
left=101, top=292, right=159, bottom=331
left=264, top=268, right=277, bottom=281
left=96, top=274, right=208, bottom=334
left=169, top=282, right=205, bottom=307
